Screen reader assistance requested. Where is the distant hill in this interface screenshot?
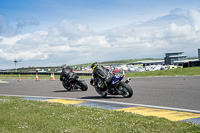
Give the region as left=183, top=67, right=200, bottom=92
left=71, top=58, right=162, bottom=67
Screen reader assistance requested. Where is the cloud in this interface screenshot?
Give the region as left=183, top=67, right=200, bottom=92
left=17, top=18, right=40, bottom=28
left=1, top=8, right=200, bottom=68
left=0, top=50, right=48, bottom=61
left=0, top=15, right=40, bottom=37
left=48, top=20, right=91, bottom=38
left=0, top=15, right=17, bottom=37
left=0, top=15, right=8, bottom=34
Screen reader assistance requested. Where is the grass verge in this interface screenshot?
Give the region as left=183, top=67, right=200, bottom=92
left=0, top=96, right=200, bottom=133
left=126, top=67, right=200, bottom=77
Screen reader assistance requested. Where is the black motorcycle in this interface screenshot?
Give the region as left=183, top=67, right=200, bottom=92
left=90, top=72, right=133, bottom=98
left=61, top=71, right=88, bottom=91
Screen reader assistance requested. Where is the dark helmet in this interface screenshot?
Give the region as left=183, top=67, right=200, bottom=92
left=91, top=62, right=98, bottom=70
left=61, top=64, right=67, bottom=69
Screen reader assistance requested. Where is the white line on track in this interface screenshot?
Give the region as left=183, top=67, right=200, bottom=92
left=1, top=94, right=200, bottom=114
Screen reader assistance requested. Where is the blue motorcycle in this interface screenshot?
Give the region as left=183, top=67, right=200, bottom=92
left=90, top=71, right=133, bottom=98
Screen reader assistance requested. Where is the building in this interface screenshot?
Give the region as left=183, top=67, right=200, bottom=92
left=173, top=59, right=199, bottom=67
left=174, top=49, right=200, bottom=67
left=132, top=49, right=200, bottom=68
left=164, top=52, right=187, bottom=65
left=199, top=49, right=200, bottom=60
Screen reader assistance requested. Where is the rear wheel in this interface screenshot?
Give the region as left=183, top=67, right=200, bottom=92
left=118, top=82, right=133, bottom=98
left=77, top=80, right=88, bottom=91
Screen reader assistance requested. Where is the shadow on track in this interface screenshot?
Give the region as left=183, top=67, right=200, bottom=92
left=53, top=90, right=82, bottom=93
left=79, top=96, right=124, bottom=99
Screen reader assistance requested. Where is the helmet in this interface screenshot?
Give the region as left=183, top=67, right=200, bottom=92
left=91, top=62, right=98, bottom=70
left=61, top=64, right=67, bottom=69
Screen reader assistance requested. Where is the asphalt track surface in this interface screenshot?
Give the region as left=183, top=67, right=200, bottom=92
left=0, top=76, right=200, bottom=124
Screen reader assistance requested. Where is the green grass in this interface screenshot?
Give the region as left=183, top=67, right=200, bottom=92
left=125, top=67, right=200, bottom=77
left=0, top=96, right=199, bottom=133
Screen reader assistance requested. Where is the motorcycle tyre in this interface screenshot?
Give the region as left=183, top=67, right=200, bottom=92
left=95, top=88, right=107, bottom=97
left=77, top=80, right=88, bottom=91
left=62, top=82, right=72, bottom=91
left=118, top=81, right=133, bottom=98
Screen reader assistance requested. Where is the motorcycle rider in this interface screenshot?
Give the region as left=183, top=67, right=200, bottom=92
left=60, top=64, right=72, bottom=81
left=91, top=62, right=106, bottom=80
left=60, top=64, right=78, bottom=88
left=90, top=62, right=113, bottom=91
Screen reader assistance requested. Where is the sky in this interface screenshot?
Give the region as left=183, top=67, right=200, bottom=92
left=0, top=0, right=200, bottom=69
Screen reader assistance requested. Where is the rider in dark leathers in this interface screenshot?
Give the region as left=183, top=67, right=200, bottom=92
left=91, top=62, right=106, bottom=80
left=90, top=62, right=113, bottom=91
left=60, top=64, right=79, bottom=88
left=60, top=64, right=73, bottom=81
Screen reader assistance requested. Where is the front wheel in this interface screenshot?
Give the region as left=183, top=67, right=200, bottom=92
left=118, top=82, right=133, bottom=98
left=95, top=88, right=107, bottom=97
left=77, top=80, right=88, bottom=91
left=62, top=81, right=72, bottom=91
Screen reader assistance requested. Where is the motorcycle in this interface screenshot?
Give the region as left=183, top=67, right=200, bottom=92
left=90, top=71, right=133, bottom=98
left=61, top=74, right=88, bottom=91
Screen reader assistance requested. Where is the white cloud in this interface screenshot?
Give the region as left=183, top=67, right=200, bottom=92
left=74, top=36, right=110, bottom=48
left=187, top=9, right=200, bottom=31
left=48, top=20, right=91, bottom=38
left=0, top=50, right=48, bottom=61
left=1, top=8, right=200, bottom=68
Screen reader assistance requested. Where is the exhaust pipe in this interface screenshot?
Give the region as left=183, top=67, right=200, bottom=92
left=125, top=78, right=131, bottom=83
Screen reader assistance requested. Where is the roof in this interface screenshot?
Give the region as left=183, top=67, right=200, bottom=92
left=169, top=55, right=187, bottom=58
left=165, top=52, right=184, bottom=54
left=174, top=59, right=199, bottom=63
left=132, top=60, right=164, bottom=64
